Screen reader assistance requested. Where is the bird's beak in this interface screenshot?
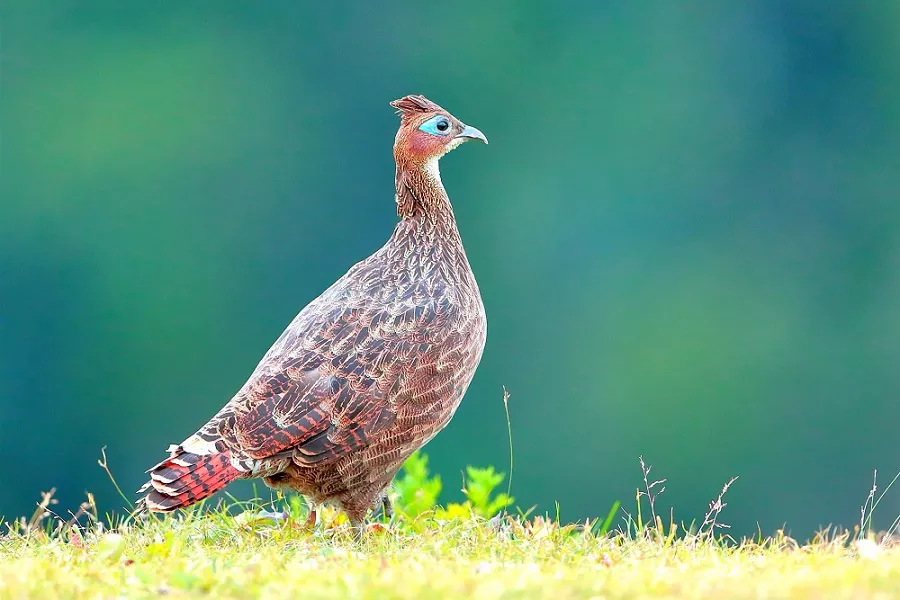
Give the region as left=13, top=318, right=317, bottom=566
left=456, top=124, right=488, bottom=144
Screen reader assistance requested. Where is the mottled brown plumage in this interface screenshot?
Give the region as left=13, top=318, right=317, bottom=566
left=139, top=95, right=488, bottom=525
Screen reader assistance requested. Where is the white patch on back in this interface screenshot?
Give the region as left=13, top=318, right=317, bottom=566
left=179, top=434, right=219, bottom=456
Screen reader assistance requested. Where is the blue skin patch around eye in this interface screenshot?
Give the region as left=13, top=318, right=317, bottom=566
left=418, top=115, right=452, bottom=136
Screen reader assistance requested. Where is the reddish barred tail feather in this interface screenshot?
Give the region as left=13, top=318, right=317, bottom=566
left=139, top=450, right=242, bottom=512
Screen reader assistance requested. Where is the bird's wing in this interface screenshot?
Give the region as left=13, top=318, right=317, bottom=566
left=199, top=291, right=461, bottom=466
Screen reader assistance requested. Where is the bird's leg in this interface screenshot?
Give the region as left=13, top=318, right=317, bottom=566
left=304, top=501, right=319, bottom=529
left=381, top=494, right=394, bottom=521
left=369, top=492, right=393, bottom=522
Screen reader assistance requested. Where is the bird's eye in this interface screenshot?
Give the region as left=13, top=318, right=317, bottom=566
left=418, top=115, right=453, bottom=137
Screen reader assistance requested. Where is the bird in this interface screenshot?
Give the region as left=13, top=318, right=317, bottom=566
left=138, top=95, right=489, bottom=530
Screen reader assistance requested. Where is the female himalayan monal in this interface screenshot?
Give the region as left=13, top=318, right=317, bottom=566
left=139, top=95, right=489, bottom=534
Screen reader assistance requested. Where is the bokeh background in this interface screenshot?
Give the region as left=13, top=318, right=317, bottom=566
left=3, top=2, right=899, bottom=537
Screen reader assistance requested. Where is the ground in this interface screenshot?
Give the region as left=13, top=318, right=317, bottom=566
left=1, top=508, right=899, bottom=599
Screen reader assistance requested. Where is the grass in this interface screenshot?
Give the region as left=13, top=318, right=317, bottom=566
left=2, top=432, right=899, bottom=600
left=2, top=455, right=900, bottom=599
left=3, top=507, right=900, bottom=599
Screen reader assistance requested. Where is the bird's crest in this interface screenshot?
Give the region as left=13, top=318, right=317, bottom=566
left=391, top=95, right=445, bottom=119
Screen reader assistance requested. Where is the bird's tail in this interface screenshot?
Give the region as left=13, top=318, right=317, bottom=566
left=138, top=447, right=243, bottom=512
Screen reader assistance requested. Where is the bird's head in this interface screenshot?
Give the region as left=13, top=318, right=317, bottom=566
left=391, top=95, right=487, bottom=169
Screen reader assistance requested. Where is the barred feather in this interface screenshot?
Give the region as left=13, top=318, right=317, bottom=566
left=140, top=450, right=242, bottom=511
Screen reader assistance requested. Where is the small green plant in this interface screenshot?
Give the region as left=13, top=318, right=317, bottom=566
left=393, top=451, right=443, bottom=517
left=461, top=466, right=514, bottom=518
left=392, top=452, right=513, bottom=520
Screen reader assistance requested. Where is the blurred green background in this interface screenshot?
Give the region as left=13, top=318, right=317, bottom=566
left=2, top=2, right=899, bottom=536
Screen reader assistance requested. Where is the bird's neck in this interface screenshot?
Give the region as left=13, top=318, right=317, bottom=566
left=389, top=157, right=474, bottom=276
left=395, top=157, right=457, bottom=225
